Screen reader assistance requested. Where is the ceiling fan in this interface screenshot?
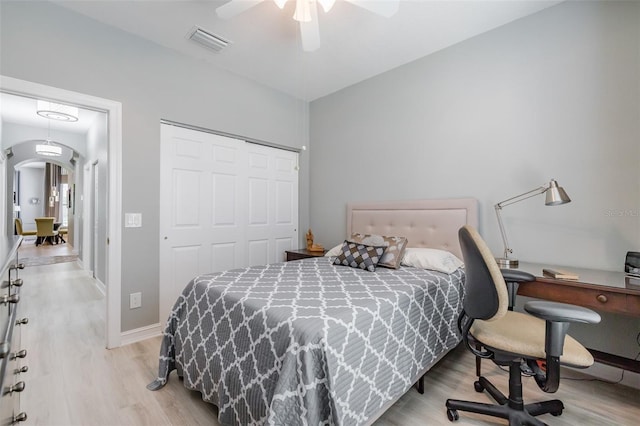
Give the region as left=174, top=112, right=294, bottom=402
left=216, top=0, right=399, bottom=52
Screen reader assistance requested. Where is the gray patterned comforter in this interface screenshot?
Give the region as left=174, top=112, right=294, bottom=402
left=148, top=257, right=464, bottom=425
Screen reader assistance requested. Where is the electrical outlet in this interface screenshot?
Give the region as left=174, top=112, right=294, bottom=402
left=129, top=292, right=142, bottom=309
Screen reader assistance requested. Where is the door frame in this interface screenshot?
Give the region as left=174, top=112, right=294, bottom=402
left=1, top=75, right=123, bottom=349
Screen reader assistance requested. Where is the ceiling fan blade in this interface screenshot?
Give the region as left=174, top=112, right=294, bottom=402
left=299, top=1, right=320, bottom=51
left=346, top=0, right=399, bottom=18
left=216, top=0, right=265, bottom=20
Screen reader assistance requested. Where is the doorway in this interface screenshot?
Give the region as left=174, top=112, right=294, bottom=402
left=1, top=76, right=123, bottom=348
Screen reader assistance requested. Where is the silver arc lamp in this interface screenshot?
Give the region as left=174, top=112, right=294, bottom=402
left=494, top=179, right=571, bottom=268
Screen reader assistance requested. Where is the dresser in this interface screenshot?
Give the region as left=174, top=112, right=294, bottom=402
left=0, top=236, right=27, bottom=425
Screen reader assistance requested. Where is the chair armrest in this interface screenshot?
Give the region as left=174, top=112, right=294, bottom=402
left=501, top=269, right=535, bottom=283
left=524, top=301, right=601, bottom=324
left=524, top=301, right=600, bottom=393
left=501, top=269, right=535, bottom=310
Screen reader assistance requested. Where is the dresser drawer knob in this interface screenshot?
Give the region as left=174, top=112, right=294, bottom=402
left=16, top=318, right=28, bottom=326
left=13, top=412, right=27, bottom=423
left=11, top=349, right=27, bottom=360
left=9, top=263, right=25, bottom=271
left=14, top=365, right=28, bottom=374
left=8, top=381, right=25, bottom=394
left=596, top=294, right=608, bottom=303
left=11, top=278, right=23, bottom=287
left=1, top=294, right=20, bottom=305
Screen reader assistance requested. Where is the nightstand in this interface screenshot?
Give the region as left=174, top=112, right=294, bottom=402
left=285, top=248, right=326, bottom=261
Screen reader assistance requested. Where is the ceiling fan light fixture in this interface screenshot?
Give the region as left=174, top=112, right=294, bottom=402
left=317, top=0, right=335, bottom=13
left=273, top=0, right=287, bottom=9
left=293, top=0, right=312, bottom=22
left=36, top=100, right=79, bottom=122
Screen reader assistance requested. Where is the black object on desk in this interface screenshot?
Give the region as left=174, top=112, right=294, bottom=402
left=625, top=251, right=640, bottom=277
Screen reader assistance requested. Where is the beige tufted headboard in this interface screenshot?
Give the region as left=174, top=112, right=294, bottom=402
left=346, top=198, right=479, bottom=260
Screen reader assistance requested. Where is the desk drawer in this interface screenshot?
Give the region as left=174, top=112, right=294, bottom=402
left=518, top=282, right=629, bottom=314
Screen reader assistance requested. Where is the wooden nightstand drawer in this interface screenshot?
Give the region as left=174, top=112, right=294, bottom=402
left=285, top=249, right=326, bottom=262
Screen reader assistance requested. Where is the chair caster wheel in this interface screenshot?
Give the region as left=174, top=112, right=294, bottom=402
left=551, top=409, right=563, bottom=417
left=447, top=409, right=459, bottom=422
left=474, top=380, right=484, bottom=392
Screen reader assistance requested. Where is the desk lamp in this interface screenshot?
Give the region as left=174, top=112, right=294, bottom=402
left=495, top=179, right=571, bottom=268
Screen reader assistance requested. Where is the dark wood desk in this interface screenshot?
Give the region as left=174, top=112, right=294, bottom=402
left=515, top=262, right=640, bottom=373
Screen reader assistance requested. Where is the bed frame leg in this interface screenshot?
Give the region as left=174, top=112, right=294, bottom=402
left=415, top=375, right=424, bottom=394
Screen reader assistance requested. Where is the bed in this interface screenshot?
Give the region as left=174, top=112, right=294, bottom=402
left=149, top=198, right=478, bottom=425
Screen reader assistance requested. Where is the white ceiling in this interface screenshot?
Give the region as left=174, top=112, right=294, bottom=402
left=50, top=0, right=563, bottom=101
left=0, top=92, right=100, bottom=134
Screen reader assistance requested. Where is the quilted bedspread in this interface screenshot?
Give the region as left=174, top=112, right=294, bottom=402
left=149, top=257, right=464, bottom=425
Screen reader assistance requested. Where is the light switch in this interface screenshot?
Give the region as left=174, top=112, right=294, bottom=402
left=125, top=213, right=142, bottom=228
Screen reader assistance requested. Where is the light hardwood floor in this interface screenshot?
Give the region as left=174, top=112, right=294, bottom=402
left=17, top=258, right=640, bottom=425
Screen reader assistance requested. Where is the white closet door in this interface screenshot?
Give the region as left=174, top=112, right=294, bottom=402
left=246, top=144, right=298, bottom=265
left=159, top=124, right=298, bottom=324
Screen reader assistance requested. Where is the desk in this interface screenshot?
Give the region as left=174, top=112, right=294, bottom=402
left=516, top=262, right=640, bottom=373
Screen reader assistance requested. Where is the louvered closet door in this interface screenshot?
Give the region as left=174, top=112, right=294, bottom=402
left=159, top=124, right=298, bottom=324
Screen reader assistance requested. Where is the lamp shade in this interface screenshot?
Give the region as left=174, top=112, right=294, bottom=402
left=545, top=179, right=571, bottom=206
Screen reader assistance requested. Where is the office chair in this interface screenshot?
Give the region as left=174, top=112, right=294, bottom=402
left=446, top=226, right=600, bottom=425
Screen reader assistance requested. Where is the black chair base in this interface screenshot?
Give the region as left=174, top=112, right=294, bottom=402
left=445, top=365, right=564, bottom=426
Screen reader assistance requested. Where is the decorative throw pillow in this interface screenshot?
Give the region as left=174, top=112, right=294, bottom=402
left=324, top=243, right=343, bottom=257
left=400, top=247, right=464, bottom=274
left=333, top=240, right=386, bottom=272
left=349, top=233, right=408, bottom=269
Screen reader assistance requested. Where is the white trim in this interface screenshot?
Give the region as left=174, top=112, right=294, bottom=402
left=120, top=323, right=162, bottom=346
left=1, top=75, right=123, bottom=349
left=571, top=362, right=640, bottom=390
left=94, top=277, right=106, bottom=296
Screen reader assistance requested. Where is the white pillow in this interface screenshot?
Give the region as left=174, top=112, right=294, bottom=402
left=400, top=247, right=463, bottom=274
left=325, top=243, right=343, bottom=257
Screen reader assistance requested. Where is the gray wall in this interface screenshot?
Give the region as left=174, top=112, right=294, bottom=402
left=310, top=1, right=639, bottom=358
left=0, top=1, right=309, bottom=331
left=16, top=166, right=45, bottom=229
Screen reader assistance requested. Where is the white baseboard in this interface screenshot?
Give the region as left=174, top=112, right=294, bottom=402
left=585, top=362, right=640, bottom=389
left=567, top=362, right=640, bottom=389
left=94, top=277, right=106, bottom=296
left=120, top=323, right=162, bottom=346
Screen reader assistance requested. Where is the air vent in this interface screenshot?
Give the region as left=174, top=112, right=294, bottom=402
left=188, top=26, right=231, bottom=53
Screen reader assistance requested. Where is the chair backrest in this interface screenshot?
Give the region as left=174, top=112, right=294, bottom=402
left=35, top=217, right=56, bottom=237
left=459, top=225, right=509, bottom=321
left=15, top=218, right=24, bottom=235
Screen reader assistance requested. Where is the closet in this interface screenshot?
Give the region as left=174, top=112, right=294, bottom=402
left=159, top=124, right=299, bottom=321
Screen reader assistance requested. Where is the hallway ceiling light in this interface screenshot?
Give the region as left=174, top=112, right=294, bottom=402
left=36, top=100, right=79, bottom=122
left=36, top=119, right=62, bottom=157
left=36, top=141, right=62, bottom=157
